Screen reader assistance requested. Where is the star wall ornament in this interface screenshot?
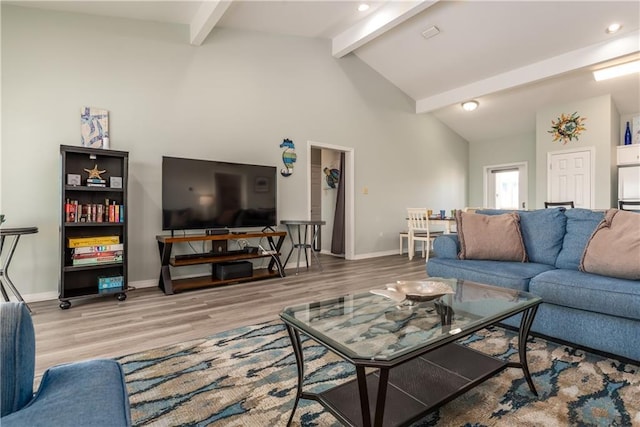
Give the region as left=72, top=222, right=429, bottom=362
left=548, top=112, right=587, bottom=144
left=84, top=164, right=106, bottom=179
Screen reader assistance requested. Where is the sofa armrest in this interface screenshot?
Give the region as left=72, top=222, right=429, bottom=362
left=433, top=234, right=459, bottom=259
left=1, top=359, right=131, bottom=427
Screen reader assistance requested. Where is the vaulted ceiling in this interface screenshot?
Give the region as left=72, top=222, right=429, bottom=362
left=8, top=1, right=640, bottom=143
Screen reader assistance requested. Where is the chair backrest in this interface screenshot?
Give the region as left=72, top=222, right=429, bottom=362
left=407, top=208, right=429, bottom=232
left=544, top=201, right=574, bottom=209
left=0, top=302, right=36, bottom=417
left=618, top=200, right=640, bottom=211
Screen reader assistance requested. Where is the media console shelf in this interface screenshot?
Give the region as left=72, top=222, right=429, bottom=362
left=156, top=231, right=286, bottom=295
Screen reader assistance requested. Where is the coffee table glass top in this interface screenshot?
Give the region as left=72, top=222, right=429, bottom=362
left=280, top=278, right=541, bottom=362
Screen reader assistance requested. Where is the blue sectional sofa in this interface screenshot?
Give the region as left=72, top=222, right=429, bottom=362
left=427, top=208, right=640, bottom=362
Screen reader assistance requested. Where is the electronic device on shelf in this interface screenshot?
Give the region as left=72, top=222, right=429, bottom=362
left=162, top=156, right=277, bottom=232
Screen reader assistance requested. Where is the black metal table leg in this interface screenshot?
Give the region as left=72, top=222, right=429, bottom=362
left=285, top=324, right=305, bottom=426
left=373, top=368, right=389, bottom=426
left=356, top=365, right=372, bottom=426
left=507, top=305, right=539, bottom=396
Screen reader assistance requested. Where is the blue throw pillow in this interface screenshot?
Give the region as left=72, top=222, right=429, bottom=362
left=555, top=208, right=604, bottom=270
left=476, top=208, right=566, bottom=265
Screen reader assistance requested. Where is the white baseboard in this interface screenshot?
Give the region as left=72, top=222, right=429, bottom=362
left=351, top=249, right=400, bottom=260
left=15, top=278, right=159, bottom=303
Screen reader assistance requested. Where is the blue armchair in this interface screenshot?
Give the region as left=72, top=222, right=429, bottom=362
left=0, top=302, right=131, bottom=426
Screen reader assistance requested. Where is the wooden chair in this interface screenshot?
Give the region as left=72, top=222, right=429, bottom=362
left=544, top=201, right=574, bottom=208
left=618, top=200, right=640, bottom=210
left=406, top=208, right=442, bottom=261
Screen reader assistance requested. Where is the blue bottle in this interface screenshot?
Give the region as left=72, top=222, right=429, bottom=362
left=625, top=122, right=632, bottom=145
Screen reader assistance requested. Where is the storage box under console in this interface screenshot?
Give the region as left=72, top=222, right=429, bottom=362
left=214, top=261, right=253, bottom=280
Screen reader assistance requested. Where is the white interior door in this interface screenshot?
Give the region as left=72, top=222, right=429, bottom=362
left=548, top=149, right=593, bottom=208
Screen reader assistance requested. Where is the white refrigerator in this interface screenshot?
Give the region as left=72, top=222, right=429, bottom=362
left=618, top=165, right=640, bottom=209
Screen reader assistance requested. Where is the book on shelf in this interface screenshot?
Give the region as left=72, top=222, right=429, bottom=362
left=86, top=178, right=106, bottom=184
left=67, top=235, right=120, bottom=248
left=72, top=254, right=123, bottom=266
left=72, top=243, right=124, bottom=254
left=73, top=250, right=123, bottom=260
left=64, top=202, right=123, bottom=223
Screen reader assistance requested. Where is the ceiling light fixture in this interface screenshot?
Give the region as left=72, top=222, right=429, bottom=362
left=461, top=100, right=479, bottom=111
left=593, top=60, right=640, bottom=81
left=358, top=3, right=370, bottom=12
left=605, top=23, right=622, bottom=34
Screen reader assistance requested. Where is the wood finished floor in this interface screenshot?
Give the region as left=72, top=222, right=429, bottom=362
left=29, top=254, right=429, bottom=377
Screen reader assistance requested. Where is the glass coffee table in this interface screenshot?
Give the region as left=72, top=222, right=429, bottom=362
left=280, top=278, right=541, bottom=427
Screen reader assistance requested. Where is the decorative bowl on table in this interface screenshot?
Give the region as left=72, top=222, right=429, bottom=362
left=370, top=279, right=455, bottom=302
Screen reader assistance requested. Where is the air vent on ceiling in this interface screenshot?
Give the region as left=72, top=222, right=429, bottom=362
left=421, top=26, right=440, bottom=40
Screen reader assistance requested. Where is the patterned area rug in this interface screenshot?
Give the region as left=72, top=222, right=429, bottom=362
left=116, top=321, right=639, bottom=426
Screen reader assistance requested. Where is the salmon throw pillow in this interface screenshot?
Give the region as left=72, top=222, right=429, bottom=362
left=580, top=209, right=640, bottom=280
left=456, top=210, right=527, bottom=262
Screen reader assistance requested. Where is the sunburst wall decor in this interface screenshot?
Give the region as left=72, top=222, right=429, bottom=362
left=548, top=112, right=587, bottom=144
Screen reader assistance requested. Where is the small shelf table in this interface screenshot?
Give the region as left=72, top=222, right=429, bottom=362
left=0, top=227, right=38, bottom=312
left=280, top=220, right=326, bottom=275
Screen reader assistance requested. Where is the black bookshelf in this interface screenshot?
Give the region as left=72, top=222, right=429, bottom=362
left=59, top=145, right=128, bottom=309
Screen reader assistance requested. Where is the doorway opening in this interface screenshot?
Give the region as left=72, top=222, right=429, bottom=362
left=484, top=162, right=528, bottom=209
left=307, top=141, right=354, bottom=260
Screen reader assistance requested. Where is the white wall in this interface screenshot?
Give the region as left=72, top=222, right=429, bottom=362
left=468, top=132, right=536, bottom=209
left=1, top=5, right=468, bottom=300
left=535, top=94, right=617, bottom=209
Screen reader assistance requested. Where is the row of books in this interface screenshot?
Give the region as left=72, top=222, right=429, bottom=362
left=68, top=236, right=124, bottom=266
left=65, top=199, right=124, bottom=223
left=86, top=178, right=107, bottom=188
left=72, top=250, right=123, bottom=266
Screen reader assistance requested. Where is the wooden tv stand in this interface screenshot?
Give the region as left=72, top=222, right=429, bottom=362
left=156, top=231, right=286, bottom=295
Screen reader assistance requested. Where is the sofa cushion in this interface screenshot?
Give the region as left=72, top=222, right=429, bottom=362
left=580, top=209, right=640, bottom=280
left=476, top=208, right=566, bottom=266
left=455, top=211, right=526, bottom=262
left=427, top=258, right=554, bottom=291
left=530, top=269, right=640, bottom=321
left=432, top=234, right=459, bottom=259
left=555, top=208, right=604, bottom=270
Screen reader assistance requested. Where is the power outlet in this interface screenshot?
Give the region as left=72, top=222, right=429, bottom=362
left=212, top=241, right=227, bottom=253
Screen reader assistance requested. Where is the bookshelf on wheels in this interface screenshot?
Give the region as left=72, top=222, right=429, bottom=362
left=59, top=145, right=128, bottom=309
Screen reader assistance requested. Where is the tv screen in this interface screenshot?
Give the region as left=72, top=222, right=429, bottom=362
left=162, top=156, right=277, bottom=231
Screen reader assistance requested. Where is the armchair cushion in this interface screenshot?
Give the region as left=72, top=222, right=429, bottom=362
left=1, top=360, right=131, bottom=427
left=0, top=302, right=35, bottom=416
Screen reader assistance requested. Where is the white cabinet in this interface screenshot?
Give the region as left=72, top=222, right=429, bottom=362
left=617, top=145, right=640, bottom=165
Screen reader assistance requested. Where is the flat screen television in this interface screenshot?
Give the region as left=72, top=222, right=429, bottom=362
left=162, top=156, right=277, bottom=231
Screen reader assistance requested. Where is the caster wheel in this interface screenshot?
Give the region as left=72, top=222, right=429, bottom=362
left=59, top=300, right=71, bottom=310
left=116, top=293, right=127, bottom=302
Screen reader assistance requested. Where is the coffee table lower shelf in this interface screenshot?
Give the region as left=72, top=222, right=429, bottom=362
left=313, top=343, right=507, bottom=427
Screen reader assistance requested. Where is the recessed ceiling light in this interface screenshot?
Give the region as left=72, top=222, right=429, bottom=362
left=606, top=23, right=622, bottom=34
left=461, top=100, right=479, bottom=111
left=593, top=60, right=640, bottom=81
left=358, top=3, right=370, bottom=12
